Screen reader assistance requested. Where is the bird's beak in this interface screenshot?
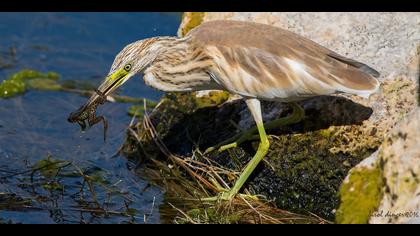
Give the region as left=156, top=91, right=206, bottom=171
left=83, top=67, right=132, bottom=108
left=67, top=66, right=132, bottom=124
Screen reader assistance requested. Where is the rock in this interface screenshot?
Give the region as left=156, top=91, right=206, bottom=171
left=369, top=108, right=420, bottom=224
left=335, top=150, right=384, bottom=224
left=337, top=108, right=420, bottom=224
left=123, top=13, right=419, bottom=221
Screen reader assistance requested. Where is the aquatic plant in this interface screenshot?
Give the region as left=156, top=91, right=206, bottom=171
left=0, top=69, right=59, bottom=98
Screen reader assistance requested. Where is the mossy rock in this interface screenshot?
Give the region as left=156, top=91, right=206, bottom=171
left=248, top=130, right=370, bottom=219
left=335, top=166, right=383, bottom=224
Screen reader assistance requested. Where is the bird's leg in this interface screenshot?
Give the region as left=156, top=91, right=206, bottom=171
left=203, top=98, right=269, bottom=201
left=204, top=102, right=304, bottom=154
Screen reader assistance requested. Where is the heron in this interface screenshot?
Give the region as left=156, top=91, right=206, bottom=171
left=74, top=20, right=380, bottom=201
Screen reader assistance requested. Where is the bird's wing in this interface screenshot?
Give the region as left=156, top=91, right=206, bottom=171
left=188, top=20, right=380, bottom=100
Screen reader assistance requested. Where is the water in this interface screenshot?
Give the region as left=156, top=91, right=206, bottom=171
left=0, top=12, right=182, bottom=224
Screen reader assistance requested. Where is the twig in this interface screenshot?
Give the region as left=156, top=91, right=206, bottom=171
left=168, top=202, right=198, bottom=224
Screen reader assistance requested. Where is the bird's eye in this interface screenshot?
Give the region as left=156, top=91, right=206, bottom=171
left=124, top=64, right=132, bottom=71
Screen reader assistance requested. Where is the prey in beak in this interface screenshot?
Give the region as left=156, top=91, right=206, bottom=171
left=67, top=63, right=132, bottom=142
left=67, top=89, right=108, bottom=142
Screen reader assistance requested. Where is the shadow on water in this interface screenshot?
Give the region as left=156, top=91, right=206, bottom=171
left=0, top=12, right=182, bottom=224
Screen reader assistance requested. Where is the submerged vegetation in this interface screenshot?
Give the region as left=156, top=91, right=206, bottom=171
left=0, top=154, right=154, bottom=224
left=0, top=69, right=60, bottom=98
left=0, top=69, right=161, bottom=223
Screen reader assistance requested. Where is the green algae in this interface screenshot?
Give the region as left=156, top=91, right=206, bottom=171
left=26, top=78, right=61, bottom=91
left=33, top=155, right=70, bottom=179
left=0, top=75, right=25, bottom=98
left=0, top=69, right=60, bottom=98
left=335, top=166, right=384, bottom=224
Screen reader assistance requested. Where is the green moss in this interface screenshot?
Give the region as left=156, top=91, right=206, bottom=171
left=318, top=128, right=333, bottom=138
left=194, top=91, right=230, bottom=109
left=335, top=167, right=383, bottom=224
left=180, top=12, right=205, bottom=36
left=250, top=130, right=365, bottom=219
left=0, top=69, right=61, bottom=98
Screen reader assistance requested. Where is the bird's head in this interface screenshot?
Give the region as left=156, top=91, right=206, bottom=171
left=80, top=38, right=162, bottom=109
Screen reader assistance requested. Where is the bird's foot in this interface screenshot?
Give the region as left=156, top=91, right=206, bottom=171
left=203, top=142, right=238, bottom=154
left=203, top=127, right=258, bottom=154
left=203, top=103, right=305, bottom=155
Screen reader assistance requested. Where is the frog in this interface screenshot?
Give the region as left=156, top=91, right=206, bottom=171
left=67, top=89, right=108, bottom=142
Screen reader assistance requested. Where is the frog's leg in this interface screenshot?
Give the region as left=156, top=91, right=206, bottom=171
left=77, top=120, right=87, bottom=131
left=89, top=116, right=108, bottom=142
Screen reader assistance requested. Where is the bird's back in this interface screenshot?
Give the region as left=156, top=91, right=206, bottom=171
left=187, top=20, right=380, bottom=101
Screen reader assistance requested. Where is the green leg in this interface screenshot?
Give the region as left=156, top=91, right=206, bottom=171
left=204, top=102, right=305, bottom=154
left=221, top=123, right=269, bottom=200
left=203, top=98, right=274, bottom=201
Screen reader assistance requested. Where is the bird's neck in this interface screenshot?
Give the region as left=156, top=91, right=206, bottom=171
left=142, top=35, right=218, bottom=92
left=139, top=36, right=188, bottom=68
left=147, top=36, right=186, bottom=53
